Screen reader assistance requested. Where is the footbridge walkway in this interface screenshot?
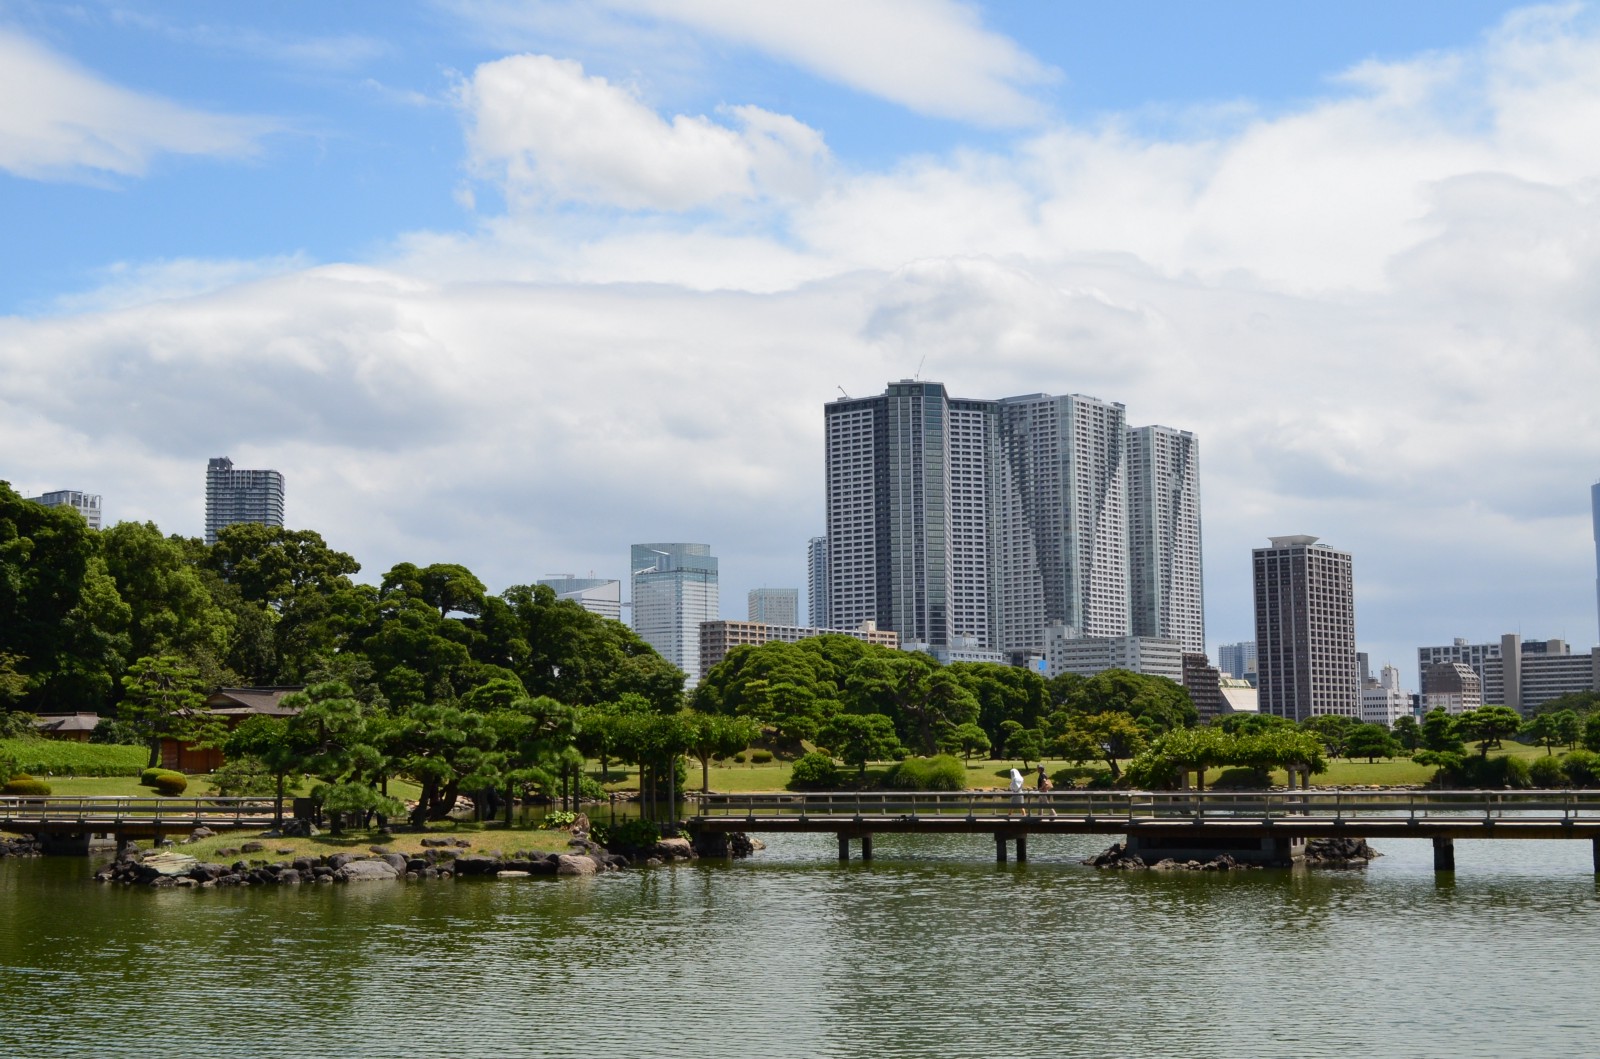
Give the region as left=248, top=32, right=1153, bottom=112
left=686, top=789, right=1600, bottom=872
left=1, top=796, right=279, bottom=852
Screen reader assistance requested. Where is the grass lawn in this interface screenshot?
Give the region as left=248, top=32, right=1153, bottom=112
left=172, top=818, right=577, bottom=863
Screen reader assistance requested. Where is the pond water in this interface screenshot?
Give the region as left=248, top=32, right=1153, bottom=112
left=3, top=831, right=1598, bottom=1058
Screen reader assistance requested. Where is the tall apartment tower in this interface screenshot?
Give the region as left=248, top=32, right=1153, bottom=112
left=992, top=393, right=1128, bottom=653
left=204, top=457, right=284, bottom=545
left=630, top=543, right=719, bottom=686
left=1592, top=480, right=1599, bottom=643
left=1253, top=535, right=1359, bottom=721
left=748, top=588, right=800, bottom=625
left=1126, top=425, right=1204, bottom=653
left=807, top=536, right=830, bottom=628
left=27, top=490, right=102, bottom=530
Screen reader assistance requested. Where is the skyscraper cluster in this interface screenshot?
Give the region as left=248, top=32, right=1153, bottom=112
left=821, top=380, right=1203, bottom=661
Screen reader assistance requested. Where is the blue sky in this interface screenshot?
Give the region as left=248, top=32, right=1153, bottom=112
left=4, top=0, right=1599, bottom=684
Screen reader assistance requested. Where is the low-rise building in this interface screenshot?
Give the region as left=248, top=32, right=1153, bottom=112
left=1423, top=663, right=1482, bottom=716
left=1045, top=628, right=1184, bottom=680
left=699, top=620, right=898, bottom=674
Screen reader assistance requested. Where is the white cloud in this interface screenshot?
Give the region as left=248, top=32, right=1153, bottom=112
left=14, top=4, right=1600, bottom=677
left=609, top=0, right=1056, bottom=126
left=457, top=53, right=829, bottom=210
left=0, top=27, right=272, bottom=181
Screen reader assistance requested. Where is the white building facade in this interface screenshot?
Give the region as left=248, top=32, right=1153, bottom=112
left=205, top=457, right=284, bottom=545
left=536, top=577, right=623, bottom=623
left=27, top=489, right=102, bottom=530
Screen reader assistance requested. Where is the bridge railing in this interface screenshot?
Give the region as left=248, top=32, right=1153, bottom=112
left=688, top=789, right=1600, bottom=824
left=0, top=796, right=279, bottom=829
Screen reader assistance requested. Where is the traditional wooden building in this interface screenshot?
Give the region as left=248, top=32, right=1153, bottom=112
left=159, top=687, right=303, bottom=772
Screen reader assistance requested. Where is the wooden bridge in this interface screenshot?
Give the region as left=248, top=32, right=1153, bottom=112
left=687, top=789, right=1600, bottom=872
left=0, top=796, right=279, bottom=852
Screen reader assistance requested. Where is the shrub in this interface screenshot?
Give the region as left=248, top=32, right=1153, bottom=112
left=152, top=772, right=188, bottom=796
left=1561, top=750, right=1600, bottom=787
left=577, top=775, right=607, bottom=802
left=1431, top=754, right=1532, bottom=789
left=732, top=753, right=746, bottom=764
left=141, top=767, right=186, bottom=788
left=1209, top=766, right=1270, bottom=790
left=882, top=754, right=967, bottom=791
left=3, top=774, right=51, bottom=796
left=541, top=810, right=578, bottom=830
left=788, top=751, right=842, bottom=791
left=1528, top=755, right=1567, bottom=787
left=750, top=749, right=774, bottom=764
left=603, top=817, right=660, bottom=853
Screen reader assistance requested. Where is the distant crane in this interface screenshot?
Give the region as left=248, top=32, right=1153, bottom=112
left=837, top=386, right=851, bottom=399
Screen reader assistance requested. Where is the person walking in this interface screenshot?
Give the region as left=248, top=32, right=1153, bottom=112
left=1008, top=768, right=1025, bottom=815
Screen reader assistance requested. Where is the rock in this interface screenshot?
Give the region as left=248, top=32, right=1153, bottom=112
left=216, top=847, right=239, bottom=857
left=326, top=853, right=354, bottom=870
left=496, top=870, right=531, bottom=879
left=187, top=827, right=215, bottom=843
left=142, top=851, right=199, bottom=877
left=275, top=848, right=294, bottom=856
left=334, top=858, right=401, bottom=883
left=652, top=837, right=694, bottom=860
left=380, top=853, right=409, bottom=874
left=370, top=845, right=394, bottom=855
left=277, top=869, right=302, bottom=885
left=1304, top=836, right=1381, bottom=866
left=240, top=841, right=266, bottom=854
left=555, top=854, right=599, bottom=876
left=420, top=837, right=453, bottom=848
left=279, top=818, right=317, bottom=837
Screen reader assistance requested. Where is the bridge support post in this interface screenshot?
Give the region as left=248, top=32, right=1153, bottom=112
left=860, top=834, right=873, bottom=862
left=994, top=833, right=1007, bottom=863
left=1433, top=836, right=1455, bottom=873
left=1015, top=833, right=1027, bottom=862
left=1592, top=836, right=1599, bottom=875
left=837, top=834, right=850, bottom=862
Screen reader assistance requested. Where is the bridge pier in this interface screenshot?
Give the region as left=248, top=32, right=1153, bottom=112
left=993, top=833, right=1026, bottom=863
left=836, top=833, right=873, bottom=862
left=1593, top=836, right=1599, bottom=874
left=1433, top=836, right=1455, bottom=873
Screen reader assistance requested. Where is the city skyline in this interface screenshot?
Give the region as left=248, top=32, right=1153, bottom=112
left=4, top=3, right=1600, bottom=682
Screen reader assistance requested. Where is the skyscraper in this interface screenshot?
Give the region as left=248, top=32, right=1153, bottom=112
left=823, top=381, right=1200, bottom=659
left=807, top=536, right=830, bottom=628
left=1217, top=641, right=1257, bottom=682
left=204, top=457, right=284, bottom=545
left=1126, top=425, right=1204, bottom=653
left=630, top=543, right=719, bottom=686
left=26, top=490, right=102, bottom=530
left=1592, top=480, right=1599, bottom=643
left=1253, top=535, right=1358, bottom=722
left=748, top=587, right=800, bottom=625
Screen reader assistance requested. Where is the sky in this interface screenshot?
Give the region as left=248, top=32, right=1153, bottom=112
left=4, top=0, right=1600, bottom=688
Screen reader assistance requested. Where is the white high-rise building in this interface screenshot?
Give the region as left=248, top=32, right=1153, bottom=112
left=1253, top=535, right=1359, bottom=722
left=748, top=588, right=799, bottom=625
left=1218, top=641, right=1257, bottom=682
left=205, top=457, right=284, bottom=545
left=27, top=490, right=102, bottom=530
left=807, top=536, right=830, bottom=628
left=1126, top=425, right=1204, bottom=653
left=630, top=543, right=718, bottom=687
left=537, top=576, right=623, bottom=622
left=824, top=382, right=1198, bottom=658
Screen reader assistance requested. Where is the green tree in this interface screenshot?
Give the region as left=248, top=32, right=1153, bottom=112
left=1392, top=714, right=1422, bottom=751
left=1303, top=714, right=1357, bottom=758
left=1064, top=669, right=1198, bottom=733
left=682, top=711, right=760, bottom=792
left=1457, top=705, right=1522, bottom=757
left=820, top=712, right=904, bottom=777
left=118, top=655, right=208, bottom=768
left=937, top=721, right=991, bottom=761
left=100, top=522, right=231, bottom=673
left=1420, top=708, right=1464, bottom=753
left=224, top=714, right=313, bottom=826
left=1052, top=711, right=1148, bottom=781
left=1345, top=723, right=1402, bottom=763
left=1521, top=712, right=1564, bottom=756
left=1583, top=713, right=1600, bottom=753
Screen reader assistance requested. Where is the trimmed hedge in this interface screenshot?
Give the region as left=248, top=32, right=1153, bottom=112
left=882, top=754, right=967, bottom=791
left=0, top=739, right=147, bottom=777
left=152, top=772, right=189, bottom=796
left=3, top=774, right=52, bottom=796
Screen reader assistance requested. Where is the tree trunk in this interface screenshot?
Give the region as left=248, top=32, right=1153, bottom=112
left=273, top=773, right=285, bottom=828
left=504, top=780, right=514, bottom=826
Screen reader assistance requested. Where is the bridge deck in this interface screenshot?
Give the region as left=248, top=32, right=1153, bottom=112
left=686, top=789, right=1600, bottom=842
left=1, top=796, right=279, bottom=837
